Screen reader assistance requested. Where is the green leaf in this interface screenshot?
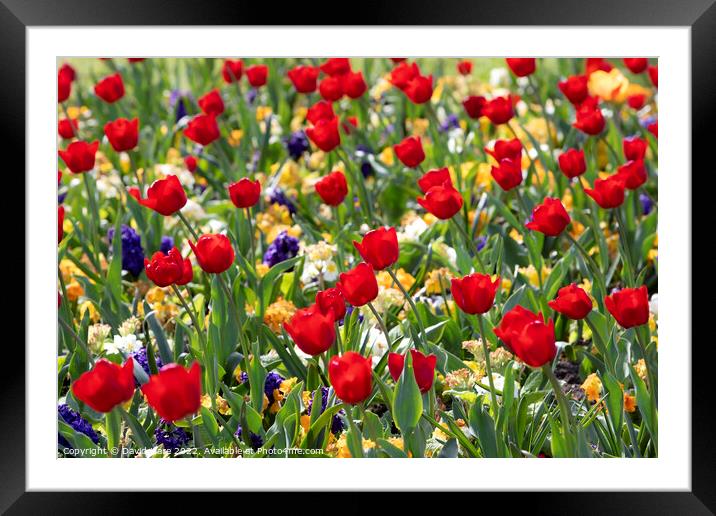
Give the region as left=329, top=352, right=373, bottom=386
left=143, top=300, right=173, bottom=365
left=468, top=397, right=499, bottom=457
left=392, top=352, right=423, bottom=436
left=119, top=407, right=153, bottom=449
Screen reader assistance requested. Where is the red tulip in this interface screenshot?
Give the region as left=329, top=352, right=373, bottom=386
left=558, top=75, right=589, bottom=105
left=627, top=94, right=646, bottom=110
left=228, top=178, right=261, bottom=208
left=184, top=114, right=220, bottom=146
left=353, top=227, right=399, bottom=271
left=246, top=64, right=268, bottom=87
left=127, top=187, right=141, bottom=202
left=494, top=306, right=556, bottom=368
left=71, top=358, right=135, bottom=413
left=388, top=349, right=437, bottom=393
left=342, top=71, right=367, bottom=99
left=393, top=136, right=425, bottom=168
left=451, top=273, right=500, bottom=315
left=462, top=95, right=487, bottom=119
left=623, top=136, right=647, bottom=161
left=306, top=116, right=340, bottom=152
left=184, top=155, right=197, bottom=172
left=284, top=304, right=335, bottom=356
left=390, top=58, right=407, bottom=63
left=404, top=74, right=433, bottom=104
left=647, top=121, right=658, bottom=138
left=198, top=89, right=225, bottom=116
left=58, top=118, right=78, bottom=139
left=328, top=352, right=372, bottom=404
left=417, top=183, right=463, bottom=220
left=104, top=117, right=139, bottom=152
left=58, top=205, right=65, bottom=243
left=288, top=65, right=320, bottom=93
left=605, top=285, right=650, bottom=328
left=526, top=198, right=570, bottom=236
left=390, top=62, right=420, bottom=90
left=59, top=140, right=99, bottom=174
left=617, top=160, right=647, bottom=190
left=59, top=63, right=76, bottom=83
left=573, top=105, right=605, bottom=135
left=316, top=287, right=346, bottom=321
left=320, top=58, right=351, bottom=77
left=319, top=75, right=344, bottom=102
left=483, top=96, right=514, bottom=125
left=306, top=100, right=335, bottom=125
left=623, top=58, right=648, bottom=74
left=485, top=138, right=522, bottom=162
left=506, top=58, right=536, bottom=77
left=337, top=262, right=378, bottom=307
left=585, top=58, right=613, bottom=75
left=418, top=167, right=452, bottom=193
left=141, top=362, right=202, bottom=422
left=138, top=175, right=187, bottom=216
left=584, top=175, right=626, bottom=209
left=144, top=248, right=186, bottom=287
left=58, top=67, right=72, bottom=103
left=315, top=170, right=348, bottom=206
left=491, top=157, right=523, bottom=191
left=558, top=149, right=586, bottom=179
left=94, top=73, right=125, bottom=103
left=222, top=59, right=243, bottom=83
left=457, top=60, right=473, bottom=75
left=548, top=284, right=593, bottom=320
left=189, top=234, right=235, bottom=274
left=648, top=66, right=658, bottom=88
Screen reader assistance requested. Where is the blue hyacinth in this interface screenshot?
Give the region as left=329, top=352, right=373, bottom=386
left=107, top=224, right=145, bottom=277
left=240, top=371, right=285, bottom=404
left=266, top=187, right=296, bottom=214
left=154, top=419, right=190, bottom=453
left=263, top=231, right=300, bottom=268
left=160, top=235, right=174, bottom=255
left=58, top=404, right=99, bottom=449
left=235, top=425, right=264, bottom=449
left=306, top=387, right=345, bottom=434
left=285, top=131, right=309, bottom=160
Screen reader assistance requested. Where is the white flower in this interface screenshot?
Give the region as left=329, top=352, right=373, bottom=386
left=365, top=327, right=389, bottom=367
left=96, top=174, right=122, bottom=199
left=155, top=164, right=195, bottom=189
left=180, top=199, right=206, bottom=220
left=489, top=68, right=509, bottom=88
left=104, top=334, right=143, bottom=354
left=398, top=216, right=428, bottom=243
left=649, top=293, right=658, bottom=319
left=300, top=241, right=338, bottom=284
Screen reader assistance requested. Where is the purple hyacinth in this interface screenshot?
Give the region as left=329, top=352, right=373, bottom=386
left=263, top=231, right=300, bottom=268
left=285, top=131, right=309, bottom=160
left=235, top=425, right=264, bottom=449
left=439, top=114, right=460, bottom=133
left=131, top=347, right=163, bottom=385
left=160, top=235, right=174, bottom=255
left=107, top=224, right=145, bottom=277
left=306, top=387, right=345, bottom=434
left=154, top=419, right=190, bottom=452
left=58, top=404, right=99, bottom=448
left=639, top=193, right=653, bottom=215
left=266, top=187, right=296, bottom=214
left=239, top=371, right=285, bottom=404
left=476, top=236, right=487, bottom=252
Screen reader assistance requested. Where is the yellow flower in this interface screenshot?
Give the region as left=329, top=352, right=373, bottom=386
left=408, top=118, right=430, bottom=137
left=517, top=264, right=551, bottom=288
left=376, top=268, right=415, bottom=291
left=501, top=277, right=512, bottom=292
left=78, top=300, right=100, bottom=323
left=624, top=393, right=637, bottom=413
left=581, top=373, right=603, bottom=403
left=588, top=69, right=630, bottom=103
left=146, top=286, right=166, bottom=304
left=255, top=263, right=270, bottom=277
left=66, top=106, right=82, bottom=119
left=59, top=259, right=84, bottom=283
left=379, top=147, right=394, bottom=166
left=256, top=106, right=272, bottom=122
left=425, top=267, right=453, bottom=295
left=634, top=359, right=648, bottom=381
left=228, top=129, right=244, bottom=147
left=65, top=281, right=84, bottom=302
left=308, top=151, right=326, bottom=170
left=278, top=160, right=301, bottom=188
left=264, top=297, right=297, bottom=333
left=474, top=162, right=493, bottom=191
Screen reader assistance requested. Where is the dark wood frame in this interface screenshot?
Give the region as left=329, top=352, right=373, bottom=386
left=3, top=0, right=712, bottom=512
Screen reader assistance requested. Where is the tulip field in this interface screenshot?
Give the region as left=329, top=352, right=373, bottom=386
left=57, top=57, right=658, bottom=459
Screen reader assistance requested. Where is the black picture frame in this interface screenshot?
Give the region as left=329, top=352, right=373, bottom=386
left=4, top=0, right=712, bottom=512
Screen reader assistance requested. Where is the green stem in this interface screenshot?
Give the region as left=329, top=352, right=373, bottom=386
left=450, top=217, right=486, bottom=272
left=542, top=364, right=574, bottom=429
left=245, top=207, right=256, bottom=265
left=635, top=326, right=658, bottom=406
left=177, top=211, right=199, bottom=240
left=171, top=284, right=207, bottom=350
left=476, top=314, right=499, bottom=415
left=387, top=267, right=427, bottom=349
left=367, top=302, right=391, bottom=351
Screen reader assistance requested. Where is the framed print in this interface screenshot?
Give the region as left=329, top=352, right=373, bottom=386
left=4, top=0, right=714, bottom=511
